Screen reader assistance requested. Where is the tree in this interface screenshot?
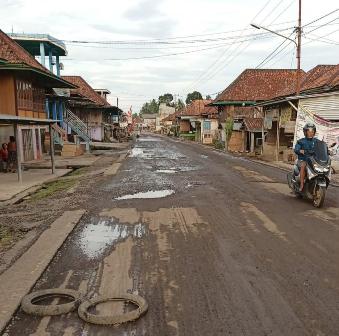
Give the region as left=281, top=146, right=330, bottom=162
left=206, top=94, right=211, bottom=100
left=186, top=91, right=203, bottom=104
left=175, top=98, right=185, bottom=111
left=158, top=93, right=174, bottom=106
left=140, top=99, right=159, bottom=115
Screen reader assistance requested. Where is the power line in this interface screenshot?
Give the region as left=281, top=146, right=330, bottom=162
left=63, top=35, right=274, bottom=61
left=184, top=0, right=290, bottom=92
left=304, top=16, right=339, bottom=34
left=179, top=0, right=277, bottom=93
left=302, top=8, right=339, bottom=28
left=266, top=25, right=339, bottom=67
left=256, top=31, right=295, bottom=68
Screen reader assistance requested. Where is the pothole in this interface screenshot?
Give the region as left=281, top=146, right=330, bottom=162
left=78, top=219, right=145, bottom=258
left=115, top=189, right=175, bottom=200
left=155, top=169, right=176, bottom=174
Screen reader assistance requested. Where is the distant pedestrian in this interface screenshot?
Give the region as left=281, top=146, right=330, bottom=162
left=8, top=136, right=17, bottom=173
left=0, top=143, right=8, bottom=172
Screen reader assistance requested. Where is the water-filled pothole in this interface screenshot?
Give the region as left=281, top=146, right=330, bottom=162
left=115, top=189, right=175, bottom=200
left=78, top=219, right=145, bottom=258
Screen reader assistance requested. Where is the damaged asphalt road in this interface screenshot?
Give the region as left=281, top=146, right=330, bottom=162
left=3, top=134, right=339, bottom=336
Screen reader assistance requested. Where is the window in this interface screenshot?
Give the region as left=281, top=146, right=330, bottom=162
left=203, top=120, right=211, bottom=131
left=16, top=80, right=33, bottom=110
left=32, top=87, right=45, bottom=112
left=16, top=80, right=45, bottom=112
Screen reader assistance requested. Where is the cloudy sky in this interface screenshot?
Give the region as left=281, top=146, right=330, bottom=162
left=1, top=0, right=338, bottom=112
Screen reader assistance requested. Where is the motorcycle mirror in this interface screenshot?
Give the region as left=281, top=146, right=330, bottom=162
left=330, top=143, right=337, bottom=148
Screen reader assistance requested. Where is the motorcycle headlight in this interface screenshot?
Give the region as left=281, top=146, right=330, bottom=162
left=313, top=163, right=324, bottom=173
left=307, top=166, right=317, bottom=179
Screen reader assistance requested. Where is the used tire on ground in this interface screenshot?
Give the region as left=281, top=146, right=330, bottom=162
left=78, top=293, right=148, bottom=325
left=21, top=288, right=82, bottom=316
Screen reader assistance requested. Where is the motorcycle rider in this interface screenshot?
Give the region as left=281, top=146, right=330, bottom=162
left=294, top=123, right=319, bottom=191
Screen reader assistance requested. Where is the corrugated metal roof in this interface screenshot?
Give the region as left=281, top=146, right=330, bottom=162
left=300, top=93, right=339, bottom=120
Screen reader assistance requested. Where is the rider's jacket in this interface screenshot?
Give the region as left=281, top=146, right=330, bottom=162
left=294, top=137, right=319, bottom=161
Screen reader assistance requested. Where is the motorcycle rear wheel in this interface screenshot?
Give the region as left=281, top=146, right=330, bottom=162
left=313, top=186, right=326, bottom=208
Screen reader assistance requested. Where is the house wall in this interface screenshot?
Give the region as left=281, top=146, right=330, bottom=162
left=0, top=125, right=14, bottom=145
left=179, top=120, right=190, bottom=132
left=200, top=119, right=218, bottom=144
left=0, top=74, right=16, bottom=116
left=90, top=127, right=102, bottom=141
left=17, top=125, right=46, bottom=162
left=228, top=130, right=245, bottom=152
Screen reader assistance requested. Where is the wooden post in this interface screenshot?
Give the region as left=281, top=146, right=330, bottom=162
left=276, top=110, right=280, bottom=161
left=49, top=124, right=56, bottom=174
left=261, top=110, right=265, bottom=155
left=14, top=123, right=22, bottom=182
left=250, top=132, right=255, bottom=153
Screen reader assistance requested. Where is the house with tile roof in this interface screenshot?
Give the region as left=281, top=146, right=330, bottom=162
left=210, top=69, right=302, bottom=154
left=176, top=99, right=218, bottom=143
left=61, top=76, right=122, bottom=142
left=0, top=30, right=75, bottom=179
left=257, top=64, right=339, bottom=162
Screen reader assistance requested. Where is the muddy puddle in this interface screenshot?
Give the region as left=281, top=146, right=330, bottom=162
left=155, top=169, right=176, bottom=174
left=115, top=189, right=175, bottom=200
left=138, top=138, right=162, bottom=142
left=78, top=219, right=145, bottom=258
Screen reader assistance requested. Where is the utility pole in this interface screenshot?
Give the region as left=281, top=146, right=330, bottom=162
left=296, top=0, right=302, bottom=95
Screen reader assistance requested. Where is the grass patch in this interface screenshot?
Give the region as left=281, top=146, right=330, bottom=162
left=68, top=167, right=87, bottom=177
left=30, top=179, right=77, bottom=201
left=0, top=226, right=23, bottom=249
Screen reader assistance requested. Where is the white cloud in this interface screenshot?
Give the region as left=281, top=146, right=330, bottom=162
left=1, top=0, right=338, bottom=112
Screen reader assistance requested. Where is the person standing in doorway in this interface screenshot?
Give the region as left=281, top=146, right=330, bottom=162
left=0, top=143, right=8, bottom=172
left=7, top=136, right=17, bottom=173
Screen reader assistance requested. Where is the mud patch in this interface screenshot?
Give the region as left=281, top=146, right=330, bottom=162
left=241, top=202, right=287, bottom=241
left=259, top=182, right=292, bottom=196
left=233, top=166, right=274, bottom=182
left=115, top=189, right=175, bottom=200
left=78, top=219, right=145, bottom=258
left=303, top=207, right=339, bottom=223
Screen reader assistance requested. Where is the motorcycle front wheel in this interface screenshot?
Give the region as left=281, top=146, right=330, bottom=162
left=313, top=186, right=326, bottom=208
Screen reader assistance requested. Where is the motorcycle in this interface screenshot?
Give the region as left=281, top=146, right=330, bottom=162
left=287, top=140, right=336, bottom=208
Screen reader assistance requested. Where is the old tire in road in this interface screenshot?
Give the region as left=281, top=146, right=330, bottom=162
left=21, top=288, right=82, bottom=316
left=78, top=293, right=148, bottom=325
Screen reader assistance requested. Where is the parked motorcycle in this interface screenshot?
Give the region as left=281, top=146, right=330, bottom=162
left=287, top=140, right=336, bottom=208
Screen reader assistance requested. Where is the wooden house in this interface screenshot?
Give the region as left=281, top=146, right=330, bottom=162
left=176, top=99, right=218, bottom=143
left=210, top=69, right=301, bottom=153
left=0, top=30, right=75, bottom=180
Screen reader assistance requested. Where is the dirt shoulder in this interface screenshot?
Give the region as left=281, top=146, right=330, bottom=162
left=0, top=148, right=130, bottom=275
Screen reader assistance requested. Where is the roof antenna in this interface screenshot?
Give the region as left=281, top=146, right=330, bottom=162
left=11, top=25, right=13, bottom=33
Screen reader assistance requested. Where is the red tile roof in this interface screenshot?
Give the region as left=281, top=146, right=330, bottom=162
left=162, top=113, right=176, bottom=122
left=214, top=69, right=302, bottom=103
left=270, top=65, right=339, bottom=98
left=133, top=115, right=143, bottom=124
left=61, top=76, right=110, bottom=107
left=300, top=64, right=339, bottom=92
left=243, top=118, right=263, bottom=132
left=0, top=30, right=51, bottom=73
left=181, top=99, right=217, bottom=117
